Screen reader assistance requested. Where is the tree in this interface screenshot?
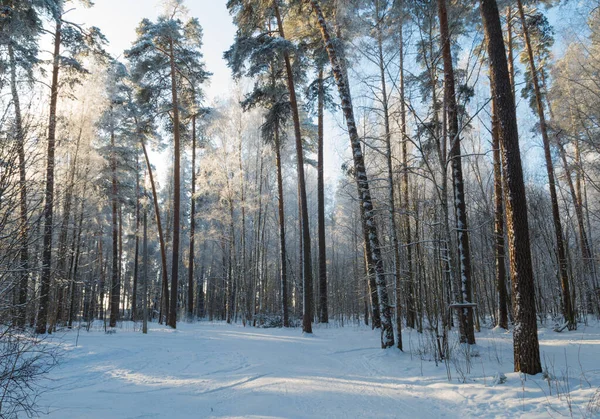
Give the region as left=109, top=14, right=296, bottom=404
left=516, top=0, right=575, bottom=330
left=307, top=0, right=395, bottom=348
left=127, top=2, right=209, bottom=328
left=437, top=0, right=475, bottom=344
left=479, top=0, right=541, bottom=375
left=36, top=0, right=107, bottom=334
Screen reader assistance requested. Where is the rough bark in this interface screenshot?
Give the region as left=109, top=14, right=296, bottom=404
left=188, top=115, right=196, bottom=320
left=438, top=0, right=475, bottom=345
left=273, top=1, right=314, bottom=334
left=110, top=129, right=120, bottom=328
left=516, top=0, right=575, bottom=329
left=317, top=69, right=328, bottom=324
left=8, top=43, right=29, bottom=329
left=480, top=0, right=541, bottom=375
left=168, top=39, right=181, bottom=329
left=491, top=96, right=509, bottom=330
left=140, top=137, right=169, bottom=323
left=275, top=123, right=290, bottom=327
left=36, top=19, right=61, bottom=334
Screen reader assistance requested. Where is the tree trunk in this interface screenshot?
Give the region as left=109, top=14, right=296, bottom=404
left=188, top=115, right=197, bottom=320
left=275, top=123, right=290, bottom=327
left=317, top=68, right=328, bottom=324
left=132, top=156, right=140, bottom=321
left=110, top=129, right=120, bottom=328
left=398, top=6, right=416, bottom=332
left=140, top=137, right=169, bottom=323
left=480, top=0, right=541, bottom=375
left=516, top=0, right=575, bottom=329
left=36, top=19, right=61, bottom=334
left=8, top=43, right=29, bottom=329
left=308, top=0, right=394, bottom=348
left=491, top=96, right=509, bottom=330
left=438, top=0, right=475, bottom=345
left=273, top=1, right=314, bottom=334
left=168, top=39, right=182, bottom=329
left=375, top=2, right=401, bottom=347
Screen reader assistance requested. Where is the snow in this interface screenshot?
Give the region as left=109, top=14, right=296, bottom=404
left=39, top=321, right=600, bottom=418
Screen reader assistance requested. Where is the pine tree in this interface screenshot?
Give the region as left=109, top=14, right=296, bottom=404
left=479, top=0, right=541, bottom=375
left=126, top=2, right=209, bottom=328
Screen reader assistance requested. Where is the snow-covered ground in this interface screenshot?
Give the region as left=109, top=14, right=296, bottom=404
left=39, top=320, right=600, bottom=418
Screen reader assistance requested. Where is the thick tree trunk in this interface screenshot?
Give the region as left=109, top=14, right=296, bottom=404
left=273, top=1, right=314, bottom=334
left=36, top=19, right=61, bottom=334
left=480, top=0, right=541, bottom=375
left=516, top=0, right=575, bottom=329
left=438, top=0, right=475, bottom=345
left=308, top=0, right=394, bottom=348
left=168, top=40, right=182, bottom=329
left=317, top=69, right=328, bottom=324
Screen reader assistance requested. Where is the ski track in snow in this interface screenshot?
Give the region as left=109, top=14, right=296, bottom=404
left=39, top=322, right=600, bottom=418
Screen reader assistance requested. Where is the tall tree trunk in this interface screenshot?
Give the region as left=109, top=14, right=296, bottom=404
left=491, top=96, right=509, bottom=330
left=8, top=43, right=29, bottom=329
left=398, top=5, right=416, bottom=332
left=140, top=137, right=169, bottom=323
left=317, top=68, right=328, bottom=324
left=168, top=40, right=182, bottom=329
left=142, top=198, right=149, bottom=334
left=480, top=0, right=541, bottom=375
left=36, top=19, right=61, bottom=334
left=308, top=0, right=394, bottom=348
left=68, top=198, right=85, bottom=328
left=188, top=115, right=197, bottom=320
left=438, top=0, right=475, bottom=344
left=516, top=0, right=575, bottom=329
left=273, top=1, right=314, bottom=334
left=110, top=129, right=120, bottom=328
left=275, top=123, right=290, bottom=327
left=375, top=2, right=401, bottom=347
left=132, top=156, right=140, bottom=321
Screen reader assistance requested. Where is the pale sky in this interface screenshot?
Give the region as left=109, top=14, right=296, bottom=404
left=70, top=0, right=236, bottom=102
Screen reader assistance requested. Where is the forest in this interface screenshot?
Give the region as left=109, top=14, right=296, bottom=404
left=2, top=0, right=600, bottom=416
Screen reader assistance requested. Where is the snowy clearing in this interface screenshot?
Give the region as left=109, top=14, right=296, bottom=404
left=39, top=322, right=600, bottom=418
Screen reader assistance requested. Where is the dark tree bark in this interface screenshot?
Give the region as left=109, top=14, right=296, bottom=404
left=398, top=6, right=416, bottom=333
left=308, top=0, right=395, bottom=348
left=36, top=19, right=61, bottom=335
left=274, top=122, right=290, bottom=327
left=516, top=0, right=575, bottom=329
left=437, top=0, right=475, bottom=345
left=491, top=96, right=509, bottom=330
left=110, top=129, right=120, bottom=328
left=188, top=114, right=197, bottom=320
left=273, top=1, right=314, bottom=334
left=168, top=39, right=182, bottom=329
left=317, top=68, right=328, bottom=324
left=480, top=0, right=541, bottom=375
left=140, top=137, right=169, bottom=323
left=8, top=43, right=29, bottom=329
left=132, top=157, right=140, bottom=321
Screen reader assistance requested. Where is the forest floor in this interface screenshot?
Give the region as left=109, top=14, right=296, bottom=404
left=39, top=319, right=600, bottom=418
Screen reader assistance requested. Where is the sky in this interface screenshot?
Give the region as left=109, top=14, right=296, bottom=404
left=69, top=0, right=347, bottom=188
left=69, top=0, right=236, bottom=102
